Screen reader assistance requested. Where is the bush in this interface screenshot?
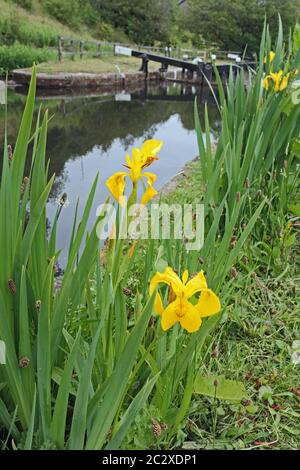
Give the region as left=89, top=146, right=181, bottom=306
left=0, top=14, right=59, bottom=48
left=44, top=0, right=104, bottom=31
left=0, top=44, right=55, bottom=75
left=44, top=0, right=81, bottom=29
left=11, top=0, right=33, bottom=10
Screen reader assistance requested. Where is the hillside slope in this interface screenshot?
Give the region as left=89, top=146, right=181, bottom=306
left=0, top=0, right=127, bottom=48
left=0, top=0, right=130, bottom=76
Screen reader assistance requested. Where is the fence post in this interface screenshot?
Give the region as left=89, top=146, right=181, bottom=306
left=97, top=42, right=101, bottom=58
left=58, top=36, right=62, bottom=62
left=70, top=39, right=75, bottom=60
left=80, top=41, right=84, bottom=60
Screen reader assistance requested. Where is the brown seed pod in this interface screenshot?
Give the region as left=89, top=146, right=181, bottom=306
left=230, top=236, right=238, bottom=247
left=18, top=356, right=30, bottom=368
left=21, top=176, right=29, bottom=194
left=8, top=279, right=16, bottom=295
left=211, top=346, right=219, bottom=358
left=7, top=144, right=13, bottom=163
left=241, top=399, right=252, bottom=407
left=231, top=267, right=238, bottom=279
left=152, top=419, right=162, bottom=437
left=122, top=287, right=133, bottom=297
left=152, top=419, right=167, bottom=437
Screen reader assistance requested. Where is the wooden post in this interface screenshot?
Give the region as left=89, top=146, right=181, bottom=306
left=58, top=36, right=62, bottom=62
left=80, top=41, right=84, bottom=60
left=97, top=42, right=101, bottom=58
left=70, top=40, right=75, bottom=60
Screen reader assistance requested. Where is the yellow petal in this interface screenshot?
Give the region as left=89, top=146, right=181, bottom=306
left=129, top=150, right=143, bottom=182
left=270, top=71, right=284, bottom=93
left=125, top=153, right=132, bottom=168
left=141, top=185, right=157, bottom=205
left=279, top=75, right=289, bottom=91
left=168, top=285, right=177, bottom=303
left=154, top=292, right=164, bottom=315
left=150, top=267, right=184, bottom=298
left=179, top=302, right=202, bottom=333
left=141, top=171, right=157, bottom=205
left=141, top=139, right=163, bottom=158
left=106, top=172, right=128, bottom=205
left=263, top=76, right=270, bottom=91
left=196, top=289, right=221, bottom=318
left=182, top=270, right=189, bottom=285
left=161, top=300, right=179, bottom=331
left=264, top=51, right=275, bottom=64
left=185, top=271, right=208, bottom=299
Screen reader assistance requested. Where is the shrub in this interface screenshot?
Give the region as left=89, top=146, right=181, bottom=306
left=11, top=0, right=33, bottom=10
left=0, top=14, right=58, bottom=48
left=44, top=0, right=81, bottom=29
left=0, top=44, right=55, bottom=75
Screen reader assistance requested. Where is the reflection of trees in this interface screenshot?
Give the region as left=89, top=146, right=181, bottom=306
left=1, top=86, right=220, bottom=200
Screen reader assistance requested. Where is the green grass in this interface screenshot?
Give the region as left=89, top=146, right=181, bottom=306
left=0, top=0, right=90, bottom=45
left=35, top=56, right=160, bottom=74
left=0, top=44, right=56, bottom=76
left=189, top=264, right=300, bottom=450
left=123, top=160, right=300, bottom=450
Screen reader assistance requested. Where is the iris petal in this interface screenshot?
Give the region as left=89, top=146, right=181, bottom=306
left=161, top=300, right=179, bottom=331
left=150, top=267, right=184, bottom=297
left=185, top=271, right=208, bottom=299
left=141, top=171, right=157, bottom=205
left=179, top=302, right=202, bottom=333
left=196, top=289, right=221, bottom=317
left=154, top=292, right=164, bottom=315
left=106, top=171, right=128, bottom=205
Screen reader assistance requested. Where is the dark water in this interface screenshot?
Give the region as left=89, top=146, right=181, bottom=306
left=1, top=82, right=220, bottom=265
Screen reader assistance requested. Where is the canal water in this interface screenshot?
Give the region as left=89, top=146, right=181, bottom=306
left=1, top=82, right=220, bottom=266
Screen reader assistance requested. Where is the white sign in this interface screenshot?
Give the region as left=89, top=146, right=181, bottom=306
left=115, top=93, right=132, bottom=102
left=0, top=340, right=5, bottom=364
left=115, top=45, right=132, bottom=57
left=228, top=53, right=240, bottom=61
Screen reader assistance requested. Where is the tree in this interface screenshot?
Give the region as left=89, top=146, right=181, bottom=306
left=90, top=0, right=178, bottom=45
left=182, top=0, right=300, bottom=52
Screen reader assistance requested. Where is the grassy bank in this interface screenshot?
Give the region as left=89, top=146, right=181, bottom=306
left=124, top=159, right=300, bottom=449
left=0, top=0, right=128, bottom=76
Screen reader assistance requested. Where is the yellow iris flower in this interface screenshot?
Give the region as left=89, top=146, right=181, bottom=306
left=106, top=140, right=163, bottom=206
left=150, top=267, right=221, bottom=333
left=263, top=70, right=290, bottom=92
left=264, top=51, right=275, bottom=64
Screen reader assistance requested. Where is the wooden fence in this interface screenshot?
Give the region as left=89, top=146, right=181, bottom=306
left=56, top=36, right=252, bottom=64
left=57, top=36, right=210, bottom=62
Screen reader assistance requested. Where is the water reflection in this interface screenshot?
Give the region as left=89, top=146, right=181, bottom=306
left=1, top=82, right=220, bottom=266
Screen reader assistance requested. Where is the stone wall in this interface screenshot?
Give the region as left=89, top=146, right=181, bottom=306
left=12, top=70, right=162, bottom=89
